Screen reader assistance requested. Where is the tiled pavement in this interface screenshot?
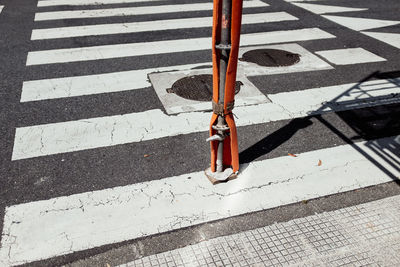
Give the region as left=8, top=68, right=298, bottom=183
left=120, top=194, right=400, bottom=266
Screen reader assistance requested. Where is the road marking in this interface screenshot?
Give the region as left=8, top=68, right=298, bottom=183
left=31, top=12, right=298, bottom=40
left=362, top=32, right=400, bottom=49
left=34, top=0, right=268, bottom=21
left=21, top=63, right=209, bottom=102
left=291, top=2, right=367, bottom=14
left=38, top=0, right=164, bottom=7
left=2, top=135, right=399, bottom=266
left=0, top=6, right=3, bottom=13
left=26, top=28, right=335, bottom=65
left=22, top=43, right=331, bottom=103
left=315, top=48, right=386, bottom=65
left=12, top=78, right=400, bottom=160
left=322, top=15, right=400, bottom=31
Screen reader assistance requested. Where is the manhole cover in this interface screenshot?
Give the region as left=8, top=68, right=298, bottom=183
left=168, top=74, right=242, bottom=101
left=240, top=49, right=300, bottom=67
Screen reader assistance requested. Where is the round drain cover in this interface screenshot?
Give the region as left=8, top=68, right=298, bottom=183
left=169, top=74, right=242, bottom=101
left=240, top=49, right=300, bottom=67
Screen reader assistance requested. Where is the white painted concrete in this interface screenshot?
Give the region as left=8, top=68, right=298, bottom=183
left=322, top=15, right=400, bottom=31
left=267, top=79, right=400, bottom=116
left=31, top=12, right=298, bottom=40
left=291, top=3, right=367, bottom=14
left=12, top=78, right=400, bottom=160
left=21, top=63, right=209, bottom=102
left=362, top=32, right=400, bottom=50
left=2, top=135, right=400, bottom=266
left=315, top=48, right=386, bottom=65
left=34, top=0, right=268, bottom=21
left=26, top=28, right=335, bottom=65
left=38, top=0, right=164, bottom=7
left=21, top=42, right=330, bottom=103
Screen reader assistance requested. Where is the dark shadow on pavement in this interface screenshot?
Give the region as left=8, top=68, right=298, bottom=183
left=239, top=118, right=312, bottom=164
left=239, top=70, right=400, bottom=182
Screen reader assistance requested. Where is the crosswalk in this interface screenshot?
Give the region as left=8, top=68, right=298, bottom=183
left=1, top=0, right=400, bottom=266
left=290, top=0, right=400, bottom=49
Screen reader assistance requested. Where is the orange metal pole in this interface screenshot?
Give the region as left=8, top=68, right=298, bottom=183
left=207, top=0, right=243, bottom=181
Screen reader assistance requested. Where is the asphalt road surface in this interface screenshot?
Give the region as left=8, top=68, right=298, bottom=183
left=0, top=0, right=399, bottom=266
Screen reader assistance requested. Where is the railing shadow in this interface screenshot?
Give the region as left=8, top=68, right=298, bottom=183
left=240, top=71, right=400, bottom=182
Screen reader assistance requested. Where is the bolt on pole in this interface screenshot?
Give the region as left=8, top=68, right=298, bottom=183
left=205, top=0, right=243, bottom=184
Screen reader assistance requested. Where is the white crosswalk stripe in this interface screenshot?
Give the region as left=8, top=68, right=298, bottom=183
left=37, top=0, right=165, bottom=7
left=289, top=1, right=400, bottom=50
left=2, top=135, right=399, bottom=266
left=27, top=28, right=334, bottom=65
left=34, top=0, right=268, bottom=21
left=13, top=78, right=400, bottom=160
left=290, top=2, right=368, bottom=15
left=31, top=12, right=298, bottom=40
left=3, top=0, right=399, bottom=265
left=21, top=63, right=207, bottom=102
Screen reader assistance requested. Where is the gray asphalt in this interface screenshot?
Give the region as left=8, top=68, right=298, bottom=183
left=0, top=0, right=399, bottom=266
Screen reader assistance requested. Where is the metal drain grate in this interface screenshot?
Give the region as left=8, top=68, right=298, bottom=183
left=168, top=74, right=242, bottom=101
left=240, top=49, right=300, bottom=67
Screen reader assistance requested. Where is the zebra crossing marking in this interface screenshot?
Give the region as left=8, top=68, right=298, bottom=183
left=34, top=0, right=268, bottom=21
left=31, top=12, right=298, bottom=40
left=291, top=2, right=367, bottom=15
left=38, top=0, right=165, bottom=7
left=26, top=28, right=335, bottom=65
left=362, top=32, right=400, bottom=50
left=315, top=48, right=386, bottom=65
left=322, top=15, right=400, bottom=32
left=288, top=2, right=400, bottom=51
left=22, top=42, right=332, bottom=103
left=21, top=63, right=208, bottom=102
left=3, top=0, right=400, bottom=265
left=2, top=135, right=399, bottom=266
left=12, top=78, right=400, bottom=160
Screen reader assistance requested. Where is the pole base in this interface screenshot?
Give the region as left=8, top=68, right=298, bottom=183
left=204, top=167, right=238, bottom=185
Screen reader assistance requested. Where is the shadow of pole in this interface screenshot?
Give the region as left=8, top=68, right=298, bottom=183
left=240, top=70, right=400, bottom=182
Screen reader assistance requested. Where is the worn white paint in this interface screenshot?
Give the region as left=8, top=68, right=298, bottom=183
left=291, top=3, right=367, bottom=14
left=0, top=6, right=3, bottom=13
left=267, top=78, right=400, bottom=116
left=362, top=31, right=400, bottom=49
left=26, top=28, right=335, bottom=65
left=21, top=42, right=330, bottom=103
left=31, top=12, right=297, bottom=40
left=323, top=15, right=400, bottom=31
left=21, top=63, right=210, bottom=102
left=12, top=78, right=400, bottom=160
left=315, top=48, right=386, bottom=65
left=38, top=0, right=164, bottom=7
left=2, top=135, right=400, bottom=266
left=34, top=0, right=268, bottom=21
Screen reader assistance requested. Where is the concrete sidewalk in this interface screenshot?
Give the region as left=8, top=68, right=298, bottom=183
left=120, top=194, right=400, bottom=266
